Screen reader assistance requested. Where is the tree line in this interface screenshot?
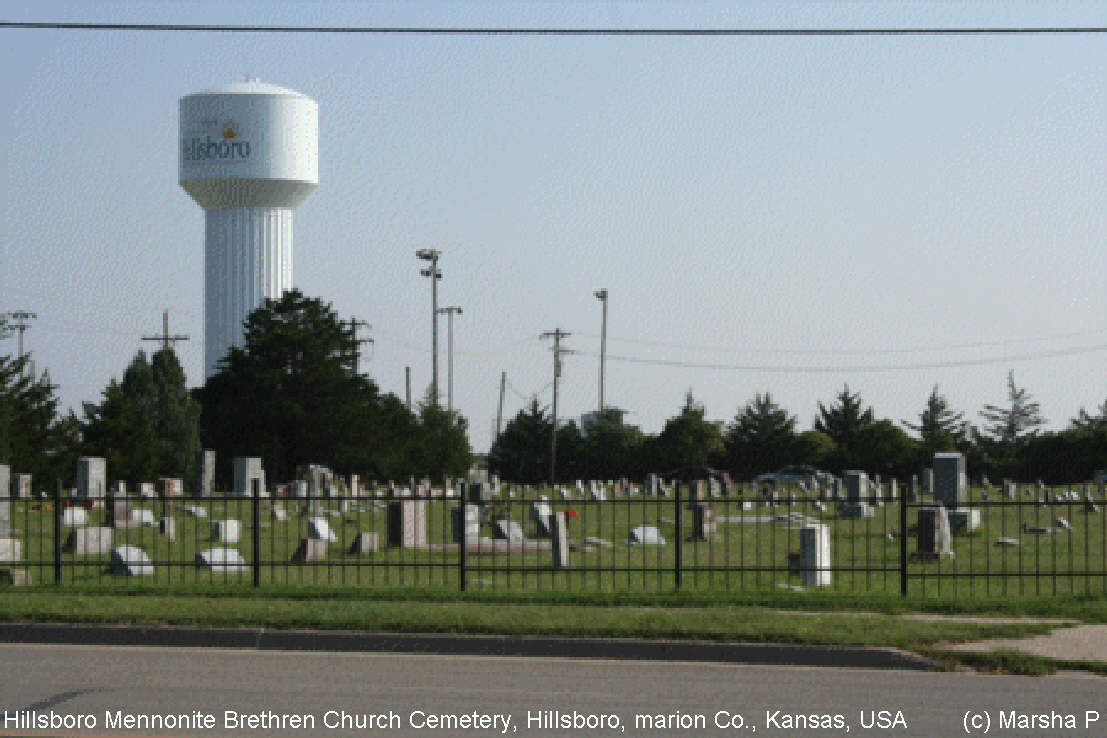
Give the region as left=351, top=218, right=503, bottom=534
left=490, top=377, right=1107, bottom=484
left=0, top=291, right=471, bottom=492
left=2, top=291, right=1106, bottom=490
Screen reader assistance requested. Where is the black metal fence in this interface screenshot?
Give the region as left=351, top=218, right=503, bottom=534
left=2, top=480, right=1106, bottom=599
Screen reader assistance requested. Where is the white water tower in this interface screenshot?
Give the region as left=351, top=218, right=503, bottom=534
left=179, top=77, right=319, bottom=377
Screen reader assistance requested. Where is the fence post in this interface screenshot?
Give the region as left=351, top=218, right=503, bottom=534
left=459, top=486, right=468, bottom=593
left=54, top=479, right=63, bottom=585
left=252, top=478, right=261, bottom=588
left=900, top=492, right=908, bottom=597
left=674, top=481, right=683, bottom=590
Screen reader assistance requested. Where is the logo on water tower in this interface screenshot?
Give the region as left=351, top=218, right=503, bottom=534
left=183, top=119, right=251, bottom=163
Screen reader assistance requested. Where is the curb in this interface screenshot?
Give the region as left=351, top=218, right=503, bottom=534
left=0, top=622, right=937, bottom=670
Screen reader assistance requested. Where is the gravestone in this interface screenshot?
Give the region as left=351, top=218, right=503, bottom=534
left=107, top=497, right=134, bottom=529
left=13, top=474, right=31, bottom=499
left=181, top=505, right=208, bottom=519
left=922, top=467, right=934, bottom=495
left=452, top=504, right=480, bottom=543
left=629, top=526, right=666, bottom=545
left=291, top=480, right=308, bottom=498
left=800, top=523, right=832, bottom=587
left=307, top=516, right=338, bottom=542
left=493, top=519, right=526, bottom=543
left=551, top=512, right=569, bottom=569
left=349, top=532, right=379, bottom=554
left=647, top=473, right=660, bottom=497
left=110, top=480, right=127, bottom=497
left=159, top=516, right=176, bottom=541
left=0, top=569, right=30, bottom=586
left=212, top=519, right=241, bottom=544
left=292, top=538, right=328, bottom=562
left=138, top=482, right=155, bottom=498
left=272, top=506, right=288, bottom=522
left=387, top=499, right=427, bottom=548
left=349, top=473, right=360, bottom=498
left=197, top=547, right=247, bottom=572
left=111, top=545, right=153, bottom=575
left=530, top=499, right=553, bottom=537
left=61, top=507, right=89, bottom=527
left=156, top=477, right=182, bottom=498
left=76, top=457, right=106, bottom=498
left=844, top=471, right=868, bottom=503
left=909, top=475, right=919, bottom=502
left=833, top=478, right=844, bottom=500
left=888, top=479, right=898, bottom=501
left=233, top=457, right=265, bottom=497
left=839, top=502, right=874, bottom=519
left=692, top=503, right=716, bottom=540
left=933, top=453, right=966, bottom=507
left=948, top=508, right=981, bottom=533
left=465, top=481, right=486, bottom=504
left=66, top=526, right=111, bottom=555
left=130, top=508, right=156, bottom=526
left=0, top=537, right=21, bottom=562
left=916, top=507, right=952, bottom=557
left=200, top=449, right=215, bottom=497
left=0, top=464, right=8, bottom=498
left=0, top=500, right=7, bottom=537
left=1004, top=480, right=1016, bottom=500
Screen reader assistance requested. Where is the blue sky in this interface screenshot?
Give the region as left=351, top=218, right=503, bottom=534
left=2, top=2, right=1105, bottom=456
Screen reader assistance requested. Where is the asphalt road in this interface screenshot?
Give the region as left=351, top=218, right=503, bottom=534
left=0, top=644, right=1104, bottom=737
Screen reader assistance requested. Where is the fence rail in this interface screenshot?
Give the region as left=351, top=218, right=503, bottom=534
left=1, top=481, right=1105, bottom=599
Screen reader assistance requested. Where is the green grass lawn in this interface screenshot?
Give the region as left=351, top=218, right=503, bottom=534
left=5, top=484, right=1107, bottom=602
left=0, top=592, right=1062, bottom=652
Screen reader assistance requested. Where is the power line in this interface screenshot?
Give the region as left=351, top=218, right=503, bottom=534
left=572, top=326, right=1107, bottom=357
left=3, top=22, right=1105, bottom=35
left=574, top=342, right=1107, bottom=374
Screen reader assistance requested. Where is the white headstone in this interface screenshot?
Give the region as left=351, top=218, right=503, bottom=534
left=212, top=519, right=241, bottom=544
left=111, top=545, right=154, bottom=575
left=800, top=523, right=832, bottom=587
left=66, top=526, right=112, bottom=555
left=197, top=547, right=248, bottom=572
left=629, top=525, right=666, bottom=545
left=307, top=516, right=338, bottom=542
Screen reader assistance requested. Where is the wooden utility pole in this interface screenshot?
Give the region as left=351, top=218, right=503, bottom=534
left=142, top=309, right=189, bottom=352
left=540, top=329, right=572, bottom=484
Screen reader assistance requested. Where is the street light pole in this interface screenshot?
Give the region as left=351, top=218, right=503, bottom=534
left=594, top=289, right=607, bottom=413
left=540, top=328, right=571, bottom=485
left=416, top=249, right=442, bottom=405
left=437, top=306, right=462, bottom=414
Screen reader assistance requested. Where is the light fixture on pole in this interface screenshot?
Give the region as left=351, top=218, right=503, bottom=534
left=437, top=306, right=462, bottom=414
left=416, top=249, right=442, bottom=405
left=594, top=289, right=607, bottom=413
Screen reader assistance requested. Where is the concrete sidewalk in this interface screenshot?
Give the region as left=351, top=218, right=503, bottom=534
left=947, top=624, right=1107, bottom=663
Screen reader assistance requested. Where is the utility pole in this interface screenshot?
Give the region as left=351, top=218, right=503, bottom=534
left=416, top=249, right=442, bottom=405
left=6, top=311, right=37, bottom=359
left=343, top=316, right=373, bottom=373
left=405, top=366, right=412, bottom=411
left=594, top=288, right=608, bottom=412
left=437, top=306, right=462, bottom=414
left=540, top=328, right=572, bottom=484
left=141, top=309, right=189, bottom=353
left=496, top=371, right=506, bottom=440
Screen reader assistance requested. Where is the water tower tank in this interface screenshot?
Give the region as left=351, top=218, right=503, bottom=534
left=179, top=78, right=319, bottom=378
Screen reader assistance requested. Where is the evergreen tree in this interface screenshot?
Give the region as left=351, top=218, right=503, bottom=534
left=1071, top=399, right=1107, bottom=432
left=83, top=349, right=201, bottom=486
left=655, top=390, right=724, bottom=474
left=0, top=352, right=67, bottom=483
left=903, top=385, right=967, bottom=460
left=199, top=290, right=429, bottom=483
left=979, top=370, right=1045, bottom=446
left=489, top=399, right=551, bottom=483
left=724, top=392, right=798, bottom=477
left=814, top=384, right=874, bottom=468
